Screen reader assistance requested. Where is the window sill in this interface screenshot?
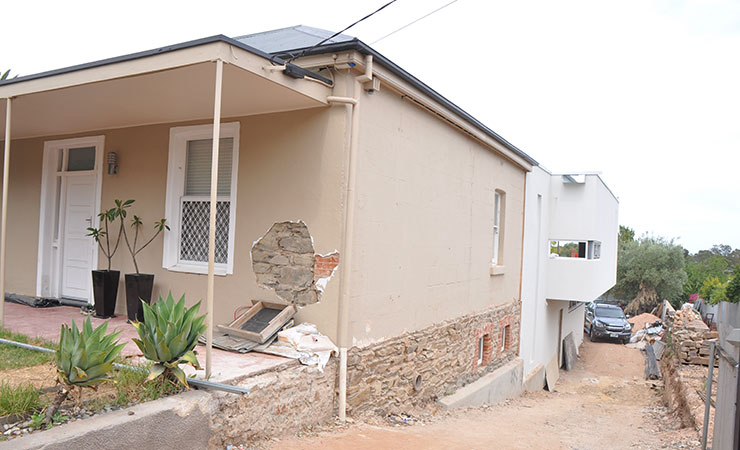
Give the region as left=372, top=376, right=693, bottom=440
left=490, top=264, right=505, bottom=276
left=164, top=262, right=231, bottom=276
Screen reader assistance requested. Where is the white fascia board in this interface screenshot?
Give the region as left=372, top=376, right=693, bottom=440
left=0, top=42, right=228, bottom=98
left=225, top=46, right=330, bottom=105
left=0, top=42, right=330, bottom=106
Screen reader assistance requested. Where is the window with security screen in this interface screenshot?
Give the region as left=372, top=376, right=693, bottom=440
left=163, top=123, right=239, bottom=275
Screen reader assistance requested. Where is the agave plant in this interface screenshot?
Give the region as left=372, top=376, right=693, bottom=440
left=131, top=292, right=207, bottom=388
left=45, top=317, right=124, bottom=425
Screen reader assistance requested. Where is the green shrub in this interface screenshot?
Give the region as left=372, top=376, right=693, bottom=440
left=727, top=274, right=740, bottom=304
left=701, top=276, right=728, bottom=305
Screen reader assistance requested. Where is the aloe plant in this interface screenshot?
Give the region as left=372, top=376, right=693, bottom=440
left=45, top=317, right=124, bottom=425
left=131, top=292, right=207, bottom=388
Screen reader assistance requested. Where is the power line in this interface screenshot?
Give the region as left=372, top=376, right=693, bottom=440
left=370, top=0, right=459, bottom=45
left=286, top=0, right=398, bottom=62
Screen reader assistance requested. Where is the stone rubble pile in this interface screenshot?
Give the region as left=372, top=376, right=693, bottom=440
left=672, top=306, right=718, bottom=366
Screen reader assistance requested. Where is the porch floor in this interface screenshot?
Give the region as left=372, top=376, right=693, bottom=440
left=3, top=301, right=291, bottom=383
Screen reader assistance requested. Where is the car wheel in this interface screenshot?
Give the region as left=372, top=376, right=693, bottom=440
left=589, top=326, right=595, bottom=342
left=622, top=338, right=630, bottom=345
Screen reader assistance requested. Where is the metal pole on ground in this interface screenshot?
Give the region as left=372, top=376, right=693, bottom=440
left=702, top=340, right=716, bottom=450
left=0, top=98, right=11, bottom=329
left=206, top=59, right=223, bottom=379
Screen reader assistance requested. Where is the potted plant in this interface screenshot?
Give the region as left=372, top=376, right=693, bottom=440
left=115, top=199, right=168, bottom=322
left=87, top=207, right=124, bottom=318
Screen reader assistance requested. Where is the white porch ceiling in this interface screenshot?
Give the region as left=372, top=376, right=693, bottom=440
left=0, top=42, right=330, bottom=140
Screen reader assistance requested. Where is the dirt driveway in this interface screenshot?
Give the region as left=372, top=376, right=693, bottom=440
left=271, top=337, right=700, bottom=450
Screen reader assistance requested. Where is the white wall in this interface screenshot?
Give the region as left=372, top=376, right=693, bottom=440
left=520, top=167, right=618, bottom=378
left=520, top=166, right=550, bottom=375
left=546, top=174, right=619, bottom=301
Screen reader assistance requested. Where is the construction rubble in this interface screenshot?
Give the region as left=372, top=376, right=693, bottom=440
left=671, top=306, right=718, bottom=366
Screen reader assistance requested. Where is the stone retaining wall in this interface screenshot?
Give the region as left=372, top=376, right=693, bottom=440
left=208, top=360, right=338, bottom=448
left=346, top=301, right=521, bottom=414
left=673, top=322, right=718, bottom=366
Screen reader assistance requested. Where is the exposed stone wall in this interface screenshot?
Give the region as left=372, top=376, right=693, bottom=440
left=208, top=360, right=338, bottom=447
left=251, top=221, right=339, bottom=305
left=346, top=301, right=521, bottom=414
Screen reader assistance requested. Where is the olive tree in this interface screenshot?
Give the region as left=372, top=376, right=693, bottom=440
left=612, top=234, right=687, bottom=312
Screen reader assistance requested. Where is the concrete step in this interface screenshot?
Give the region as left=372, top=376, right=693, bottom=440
left=438, top=357, right=524, bottom=409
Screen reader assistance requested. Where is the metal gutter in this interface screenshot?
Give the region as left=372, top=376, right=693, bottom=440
left=0, top=35, right=332, bottom=89
left=274, top=39, right=538, bottom=167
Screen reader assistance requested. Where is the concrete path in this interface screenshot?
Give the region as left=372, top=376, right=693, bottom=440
left=3, top=301, right=290, bottom=383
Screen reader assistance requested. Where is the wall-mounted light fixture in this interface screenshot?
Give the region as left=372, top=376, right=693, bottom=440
left=107, top=152, right=118, bottom=175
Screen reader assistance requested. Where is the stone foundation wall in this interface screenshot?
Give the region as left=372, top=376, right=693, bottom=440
left=208, top=360, right=338, bottom=448
left=346, top=301, right=521, bottom=414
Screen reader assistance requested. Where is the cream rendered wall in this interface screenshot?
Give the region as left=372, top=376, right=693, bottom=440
left=349, top=86, right=526, bottom=346
left=1, top=106, right=347, bottom=340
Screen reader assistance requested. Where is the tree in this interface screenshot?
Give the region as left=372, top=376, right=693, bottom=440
left=613, top=234, right=687, bottom=312
left=1, top=70, right=14, bottom=81
left=689, top=244, right=739, bottom=272
left=700, top=276, right=728, bottom=305
left=618, top=225, right=635, bottom=244
left=726, top=274, right=740, bottom=304
left=683, top=255, right=729, bottom=301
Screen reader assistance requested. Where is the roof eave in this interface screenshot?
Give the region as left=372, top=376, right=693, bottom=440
left=0, top=35, right=332, bottom=90
left=274, top=38, right=538, bottom=167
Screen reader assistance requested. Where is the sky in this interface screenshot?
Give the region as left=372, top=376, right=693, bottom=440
left=2, top=0, right=739, bottom=253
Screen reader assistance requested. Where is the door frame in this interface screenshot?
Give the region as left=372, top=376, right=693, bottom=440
left=36, top=136, right=104, bottom=303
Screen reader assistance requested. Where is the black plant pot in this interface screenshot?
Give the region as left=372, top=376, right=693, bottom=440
left=124, top=273, right=154, bottom=322
left=91, top=270, right=120, bottom=318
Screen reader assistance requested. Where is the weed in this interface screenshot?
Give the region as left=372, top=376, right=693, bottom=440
left=112, top=362, right=183, bottom=406
left=0, top=328, right=56, bottom=370
left=30, top=411, right=46, bottom=429
left=0, top=382, right=43, bottom=417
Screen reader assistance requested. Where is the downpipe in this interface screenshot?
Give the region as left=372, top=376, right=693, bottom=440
left=327, top=78, right=364, bottom=422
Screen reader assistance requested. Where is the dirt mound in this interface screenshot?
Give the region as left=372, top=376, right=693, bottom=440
left=628, top=313, right=661, bottom=334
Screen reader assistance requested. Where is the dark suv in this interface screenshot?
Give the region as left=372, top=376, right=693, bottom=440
left=584, top=303, right=632, bottom=344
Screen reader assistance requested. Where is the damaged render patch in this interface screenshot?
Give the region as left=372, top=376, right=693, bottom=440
left=314, top=252, right=340, bottom=292
left=251, top=221, right=339, bottom=306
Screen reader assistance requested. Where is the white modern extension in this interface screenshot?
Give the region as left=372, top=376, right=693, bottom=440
left=519, top=166, right=619, bottom=390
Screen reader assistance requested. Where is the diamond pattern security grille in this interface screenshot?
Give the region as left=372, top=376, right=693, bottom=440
left=179, top=199, right=230, bottom=264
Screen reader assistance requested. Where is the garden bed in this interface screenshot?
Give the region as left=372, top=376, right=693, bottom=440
left=0, top=328, right=183, bottom=442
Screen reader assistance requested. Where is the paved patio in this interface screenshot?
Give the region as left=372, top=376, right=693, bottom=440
left=2, top=301, right=291, bottom=383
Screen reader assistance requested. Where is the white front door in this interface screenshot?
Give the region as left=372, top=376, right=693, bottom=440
left=37, top=137, right=103, bottom=303
left=61, top=174, right=96, bottom=300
